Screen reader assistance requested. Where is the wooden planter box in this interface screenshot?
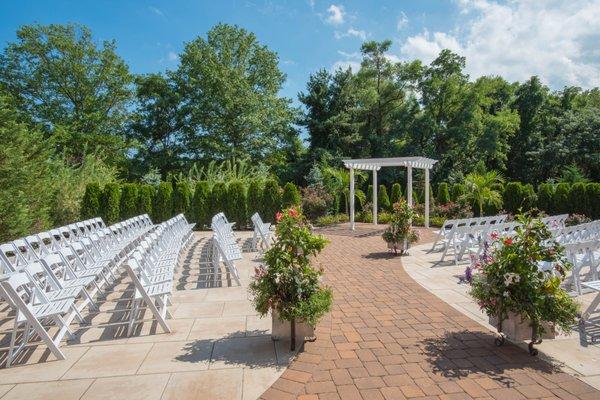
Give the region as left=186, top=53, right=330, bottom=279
left=489, top=312, right=555, bottom=341
left=271, top=309, right=314, bottom=341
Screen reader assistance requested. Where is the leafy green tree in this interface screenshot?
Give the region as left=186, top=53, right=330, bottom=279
left=137, top=184, right=155, bottom=217
left=100, top=183, right=121, bottom=225
left=81, top=182, right=102, bottom=219
left=461, top=171, right=504, bottom=216
left=261, top=179, right=282, bottom=223
left=568, top=183, right=587, bottom=215
left=282, top=182, right=301, bottom=207
left=191, top=181, right=210, bottom=228
left=226, top=180, right=247, bottom=228
left=176, top=23, right=296, bottom=162
left=436, top=183, right=450, bottom=205
left=247, top=180, right=263, bottom=216
left=0, top=23, right=132, bottom=164
left=537, top=183, right=554, bottom=213
left=553, top=183, right=571, bottom=214
left=390, top=183, right=402, bottom=205
left=120, top=183, right=138, bottom=219
left=153, top=182, right=173, bottom=222
left=560, top=164, right=589, bottom=184
left=378, top=185, right=391, bottom=212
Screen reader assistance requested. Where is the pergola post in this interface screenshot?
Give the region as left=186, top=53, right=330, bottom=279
left=407, top=166, right=413, bottom=207
left=372, top=169, right=378, bottom=225
left=350, top=167, right=355, bottom=230
left=425, top=168, right=430, bottom=228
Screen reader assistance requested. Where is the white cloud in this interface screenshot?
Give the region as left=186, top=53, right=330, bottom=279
left=398, top=0, right=600, bottom=89
left=167, top=52, right=178, bottom=62
left=326, top=4, right=345, bottom=25
left=334, top=28, right=368, bottom=40
left=307, top=0, right=316, bottom=10
left=148, top=6, right=164, bottom=17
left=397, top=12, right=409, bottom=30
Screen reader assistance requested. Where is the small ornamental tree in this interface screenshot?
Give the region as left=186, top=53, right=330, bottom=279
left=382, top=199, right=419, bottom=255
left=137, top=184, right=155, bottom=217
left=537, top=183, right=554, bottom=213
left=81, top=182, right=102, bottom=219
left=172, top=181, right=192, bottom=218
left=568, top=182, right=587, bottom=216
left=503, top=182, right=523, bottom=214
left=100, top=183, right=121, bottom=225
left=227, top=180, right=248, bottom=229
left=120, top=183, right=138, bottom=220
left=553, top=183, right=571, bottom=214
left=192, top=181, right=210, bottom=228
left=437, top=183, right=450, bottom=205
left=450, top=183, right=465, bottom=202
left=249, top=207, right=333, bottom=350
left=210, top=182, right=228, bottom=217
left=282, top=182, right=301, bottom=208
left=247, top=180, right=263, bottom=216
left=261, top=179, right=282, bottom=223
left=586, top=183, right=600, bottom=220
left=378, top=184, right=391, bottom=212
left=153, top=182, right=173, bottom=223
left=390, top=183, right=402, bottom=205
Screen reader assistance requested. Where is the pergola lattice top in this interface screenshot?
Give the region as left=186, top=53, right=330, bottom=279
left=343, top=157, right=437, bottom=171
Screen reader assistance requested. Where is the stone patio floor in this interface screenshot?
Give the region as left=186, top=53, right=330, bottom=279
left=259, top=223, right=600, bottom=400
left=0, top=232, right=296, bottom=400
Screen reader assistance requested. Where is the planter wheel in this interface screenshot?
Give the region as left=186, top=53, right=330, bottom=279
left=528, top=341, right=539, bottom=356
left=494, top=335, right=505, bottom=346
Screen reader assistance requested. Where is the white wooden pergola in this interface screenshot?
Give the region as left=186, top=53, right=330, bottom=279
left=343, top=157, right=438, bottom=230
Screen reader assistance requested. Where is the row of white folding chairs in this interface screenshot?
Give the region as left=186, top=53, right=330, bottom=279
left=431, top=215, right=508, bottom=252
left=211, top=213, right=242, bottom=285
left=251, top=212, right=272, bottom=251
left=554, top=220, right=600, bottom=245
left=0, top=215, right=155, bottom=367
left=124, top=214, right=194, bottom=335
left=540, top=214, right=569, bottom=231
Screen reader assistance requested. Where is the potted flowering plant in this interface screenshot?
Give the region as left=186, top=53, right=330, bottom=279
left=467, top=214, right=579, bottom=355
left=249, top=207, right=333, bottom=351
left=382, top=200, right=419, bottom=255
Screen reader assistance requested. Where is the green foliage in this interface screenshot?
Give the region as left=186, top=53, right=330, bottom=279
left=436, top=183, right=450, bottom=205
left=553, top=183, right=571, bottom=214
left=226, top=180, right=248, bottom=229
left=137, top=185, right=155, bottom=217
left=521, top=183, right=537, bottom=210
left=560, top=164, right=589, bottom=184
left=378, top=185, right=391, bottom=212
left=537, top=183, right=554, bottom=213
left=390, top=183, right=402, bottom=205
left=461, top=172, right=504, bottom=217
left=261, top=180, right=282, bottom=223
left=282, top=182, right=301, bottom=208
left=450, top=183, right=465, bottom=202
left=81, top=183, right=102, bottom=219
left=172, top=181, right=192, bottom=218
left=300, top=185, right=332, bottom=221
left=187, top=159, right=271, bottom=188
left=382, top=200, right=419, bottom=255
left=120, top=183, right=138, bottom=219
left=191, top=181, right=210, bottom=228
left=249, top=208, right=332, bottom=326
left=247, top=180, right=263, bottom=215
left=100, top=183, right=121, bottom=225
left=153, top=182, right=173, bottom=223
left=568, top=182, right=587, bottom=215
left=503, top=182, right=523, bottom=214
left=209, top=182, right=228, bottom=217
left=586, top=183, right=600, bottom=219
left=315, top=213, right=349, bottom=226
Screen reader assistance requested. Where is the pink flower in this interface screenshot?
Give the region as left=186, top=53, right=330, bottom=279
left=490, top=231, right=499, bottom=240
left=289, top=208, right=299, bottom=218
left=275, top=212, right=283, bottom=222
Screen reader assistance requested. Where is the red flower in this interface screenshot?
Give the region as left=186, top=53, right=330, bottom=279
left=503, top=237, right=513, bottom=246
left=289, top=208, right=299, bottom=218
left=275, top=212, right=283, bottom=222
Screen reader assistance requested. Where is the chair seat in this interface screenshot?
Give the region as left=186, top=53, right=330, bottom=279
left=45, top=286, right=83, bottom=301
left=62, top=276, right=96, bottom=288
left=73, top=267, right=104, bottom=278
left=19, top=298, right=74, bottom=322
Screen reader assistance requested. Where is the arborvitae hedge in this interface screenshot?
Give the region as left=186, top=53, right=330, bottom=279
left=437, top=183, right=450, bottom=205
left=209, top=182, right=228, bottom=219
left=247, top=180, right=263, bottom=216
left=282, top=182, right=301, bottom=208
left=378, top=185, right=390, bottom=211
left=569, top=182, right=587, bottom=215
left=81, top=182, right=102, bottom=219
left=100, top=183, right=121, bottom=225
left=553, top=183, right=570, bottom=214
left=261, top=179, right=282, bottom=223
left=450, top=183, right=465, bottom=202
left=390, top=183, right=402, bottom=205
left=521, top=183, right=537, bottom=210
left=226, top=180, right=247, bottom=229
left=192, top=181, right=210, bottom=228
left=586, top=183, right=600, bottom=219
left=537, top=183, right=554, bottom=213
left=172, top=181, right=192, bottom=219
left=120, top=183, right=138, bottom=220
left=503, top=182, right=523, bottom=214
left=137, top=184, right=155, bottom=217
left=153, top=182, right=173, bottom=223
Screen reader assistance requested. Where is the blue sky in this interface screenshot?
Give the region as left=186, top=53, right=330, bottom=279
left=1, top=0, right=599, bottom=105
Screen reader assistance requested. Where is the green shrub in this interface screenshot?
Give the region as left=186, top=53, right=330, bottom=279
left=503, top=182, right=523, bottom=214
left=586, top=183, right=600, bottom=219
left=390, top=183, right=402, bottom=205
left=119, top=183, right=138, bottom=220
left=366, top=185, right=373, bottom=206
left=450, top=183, right=465, bottom=202
left=153, top=182, right=173, bottom=223
left=436, top=183, right=450, bottom=205
left=137, top=184, right=155, bottom=217
left=537, top=183, right=554, bottom=213
left=261, top=179, right=282, bottom=223
left=569, top=182, right=587, bottom=215
left=521, top=183, right=537, bottom=210
left=301, top=185, right=331, bottom=221
left=247, top=180, right=263, bottom=216
left=378, top=185, right=391, bottom=211
left=282, top=182, right=301, bottom=208
left=553, top=183, right=571, bottom=214
left=315, top=213, right=349, bottom=226
left=172, top=181, right=192, bottom=219
left=226, top=180, right=247, bottom=229
left=209, top=182, right=228, bottom=217
left=81, top=182, right=102, bottom=219
left=192, top=181, right=210, bottom=228
left=100, top=183, right=121, bottom=225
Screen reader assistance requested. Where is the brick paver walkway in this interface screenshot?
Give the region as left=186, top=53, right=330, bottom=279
left=260, top=227, right=599, bottom=400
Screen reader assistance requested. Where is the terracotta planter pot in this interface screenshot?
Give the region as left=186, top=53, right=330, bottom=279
left=271, top=309, right=314, bottom=341
left=489, top=312, right=555, bottom=341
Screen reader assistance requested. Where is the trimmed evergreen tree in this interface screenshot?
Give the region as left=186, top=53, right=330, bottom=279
left=137, top=184, right=155, bottom=218
left=537, top=183, right=554, bottom=213
left=192, top=181, right=210, bottom=228
left=172, top=181, right=192, bottom=218
left=503, top=182, right=523, bottom=214
left=553, top=183, right=570, bottom=214
left=227, top=180, right=248, bottom=229
left=100, top=183, right=121, bottom=225
left=209, top=182, right=228, bottom=217
left=81, top=182, right=102, bottom=219
left=261, top=179, right=282, bottom=223
left=569, top=182, right=587, bottom=215
left=282, top=182, right=301, bottom=208
left=119, top=183, right=138, bottom=220
left=366, top=185, right=373, bottom=205
left=247, top=180, right=263, bottom=216
left=378, top=184, right=391, bottom=211
left=153, top=182, right=173, bottom=223
left=390, top=183, right=402, bottom=205
left=521, top=183, right=537, bottom=211
left=586, top=183, right=600, bottom=220
left=450, top=183, right=465, bottom=202
left=436, top=183, right=450, bottom=205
